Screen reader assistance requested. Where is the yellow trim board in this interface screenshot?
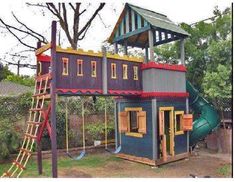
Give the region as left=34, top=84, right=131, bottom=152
left=175, top=111, right=184, bottom=135
left=56, top=46, right=143, bottom=63
left=125, top=132, right=143, bottom=138
left=35, top=43, right=51, bottom=56
left=56, top=46, right=103, bottom=57
left=124, top=107, right=142, bottom=112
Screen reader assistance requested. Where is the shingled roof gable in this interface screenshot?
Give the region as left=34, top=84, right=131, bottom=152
left=108, top=3, right=190, bottom=44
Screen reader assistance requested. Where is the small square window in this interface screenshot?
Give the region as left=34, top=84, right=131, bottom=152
left=111, top=63, right=117, bottom=79
left=175, top=111, right=184, bottom=135
left=77, top=59, right=83, bottom=76
left=133, top=66, right=138, bottom=80
left=37, top=62, right=42, bottom=76
left=123, top=64, right=128, bottom=79
left=62, top=58, right=69, bottom=76
left=91, top=61, right=96, bottom=77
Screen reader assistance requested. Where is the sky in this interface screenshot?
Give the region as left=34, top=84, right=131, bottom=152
left=0, top=0, right=232, bottom=76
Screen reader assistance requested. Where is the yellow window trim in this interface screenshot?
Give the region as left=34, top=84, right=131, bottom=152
left=124, top=107, right=142, bottom=112
left=111, top=63, right=117, bottom=79
left=159, top=107, right=174, bottom=111
left=133, top=66, right=138, bottom=80
left=91, top=61, right=97, bottom=77
left=123, top=107, right=145, bottom=137
left=77, top=59, right=83, bottom=76
left=38, top=61, right=42, bottom=76
left=175, top=111, right=184, bottom=135
left=125, top=132, right=143, bottom=138
left=62, top=57, right=69, bottom=76
left=123, top=64, right=128, bottom=80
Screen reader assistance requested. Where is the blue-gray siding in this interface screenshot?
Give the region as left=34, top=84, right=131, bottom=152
left=118, top=100, right=153, bottom=159
left=142, top=68, right=186, bottom=92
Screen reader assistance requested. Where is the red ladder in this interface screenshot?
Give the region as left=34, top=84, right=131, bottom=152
left=1, top=73, right=52, bottom=178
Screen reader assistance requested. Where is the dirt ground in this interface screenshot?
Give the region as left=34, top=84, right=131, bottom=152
left=58, top=148, right=232, bottom=178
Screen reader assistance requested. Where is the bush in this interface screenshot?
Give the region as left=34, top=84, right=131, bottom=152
left=85, top=119, right=115, bottom=141
left=0, top=119, right=20, bottom=160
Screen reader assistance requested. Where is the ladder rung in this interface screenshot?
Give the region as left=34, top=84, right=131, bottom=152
left=24, top=133, right=37, bottom=139
left=13, top=160, right=26, bottom=170
left=29, top=108, right=43, bottom=112
left=36, top=73, right=52, bottom=81
left=20, top=148, right=32, bottom=155
left=38, top=94, right=51, bottom=100
left=27, top=121, right=42, bottom=126
left=33, top=92, right=48, bottom=97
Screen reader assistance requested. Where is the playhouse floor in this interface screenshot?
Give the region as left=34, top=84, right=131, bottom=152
left=0, top=147, right=232, bottom=178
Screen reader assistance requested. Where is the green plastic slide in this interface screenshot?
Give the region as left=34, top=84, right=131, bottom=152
left=186, top=81, right=220, bottom=146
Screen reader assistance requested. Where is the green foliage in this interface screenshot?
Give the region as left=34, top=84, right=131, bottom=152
left=203, top=64, right=232, bottom=101
left=217, top=164, right=232, bottom=176
left=0, top=119, right=20, bottom=160
left=0, top=65, right=14, bottom=81
left=5, top=74, right=35, bottom=87
left=85, top=120, right=114, bottom=141
left=0, top=92, right=32, bottom=121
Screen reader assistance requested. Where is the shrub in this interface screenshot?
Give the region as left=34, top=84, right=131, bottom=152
left=0, top=119, right=20, bottom=160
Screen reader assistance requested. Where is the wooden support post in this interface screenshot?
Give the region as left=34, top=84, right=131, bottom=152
left=114, top=43, right=118, bottom=54
left=50, top=20, right=58, bottom=178
left=148, top=29, right=154, bottom=61
left=102, top=46, right=108, bottom=94
left=124, top=40, right=128, bottom=55
left=114, top=101, right=118, bottom=150
left=180, top=39, right=185, bottom=65
left=36, top=41, right=42, bottom=175
left=144, top=44, right=149, bottom=63
left=125, top=10, right=129, bottom=33
left=186, top=97, right=189, bottom=153
left=152, top=98, right=157, bottom=160
left=37, top=141, right=42, bottom=175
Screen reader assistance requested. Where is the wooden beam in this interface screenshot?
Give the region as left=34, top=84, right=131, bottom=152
left=131, top=9, right=135, bottom=31
left=148, top=29, right=154, bottom=61
left=114, top=25, right=150, bottom=43
left=125, top=10, right=130, bottom=33
left=180, top=39, right=185, bottom=65
left=35, top=43, right=51, bottom=56
left=116, top=153, right=156, bottom=166
left=154, top=36, right=180, bottom=46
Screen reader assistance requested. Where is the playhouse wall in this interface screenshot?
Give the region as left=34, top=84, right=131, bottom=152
left=37, top=61, right=50, bottom=75
left=107, top=58, right=142, bottom=91
left=142, top=69, right=186, bottom=92
left=55, top=52, right=142, bottom=94
left=56, top=53, right=102, bottom=90
left=156, top=98, right=188, bottom=158
left=118, top=100, right=153, bottom=159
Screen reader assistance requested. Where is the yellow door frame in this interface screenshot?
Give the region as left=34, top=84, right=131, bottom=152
left=159, top=107, right=175, bottom=157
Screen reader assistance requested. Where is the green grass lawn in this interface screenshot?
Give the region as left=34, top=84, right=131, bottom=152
left=0, top=153, right=121, bottom=177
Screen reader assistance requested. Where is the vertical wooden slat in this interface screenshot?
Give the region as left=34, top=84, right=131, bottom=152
left=120, top=20, right=124, bottom=35
left=137, top=14, right=142, bottom=28
left=131, top=9, right=135, bottom=31
left=125, top=10, right=130, bottom=33
left=159, top=110, right=164, bottom=136
left=137, top=111, right=147, bottom=134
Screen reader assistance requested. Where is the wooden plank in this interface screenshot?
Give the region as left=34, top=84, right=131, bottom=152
left=131, top=9, right=135, bottom=31
left=156, top=152, right=189, bottom=166
left=137, top=14, right=142, bottom=28
left=125, top=10, right=130, bottom=33
left=116, top=153, right=156, bottom=166
left=35, top=43, right=51, bottom=56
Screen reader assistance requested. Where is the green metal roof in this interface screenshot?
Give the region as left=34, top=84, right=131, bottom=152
left=128, top=4, right=190, bottom=36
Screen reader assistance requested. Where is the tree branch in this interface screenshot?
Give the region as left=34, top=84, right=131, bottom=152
left=0, top=19, right=36, bottom=49
left=11, top=12, right=48, bottom=43
left=77, top=3, right=105, bottom=40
